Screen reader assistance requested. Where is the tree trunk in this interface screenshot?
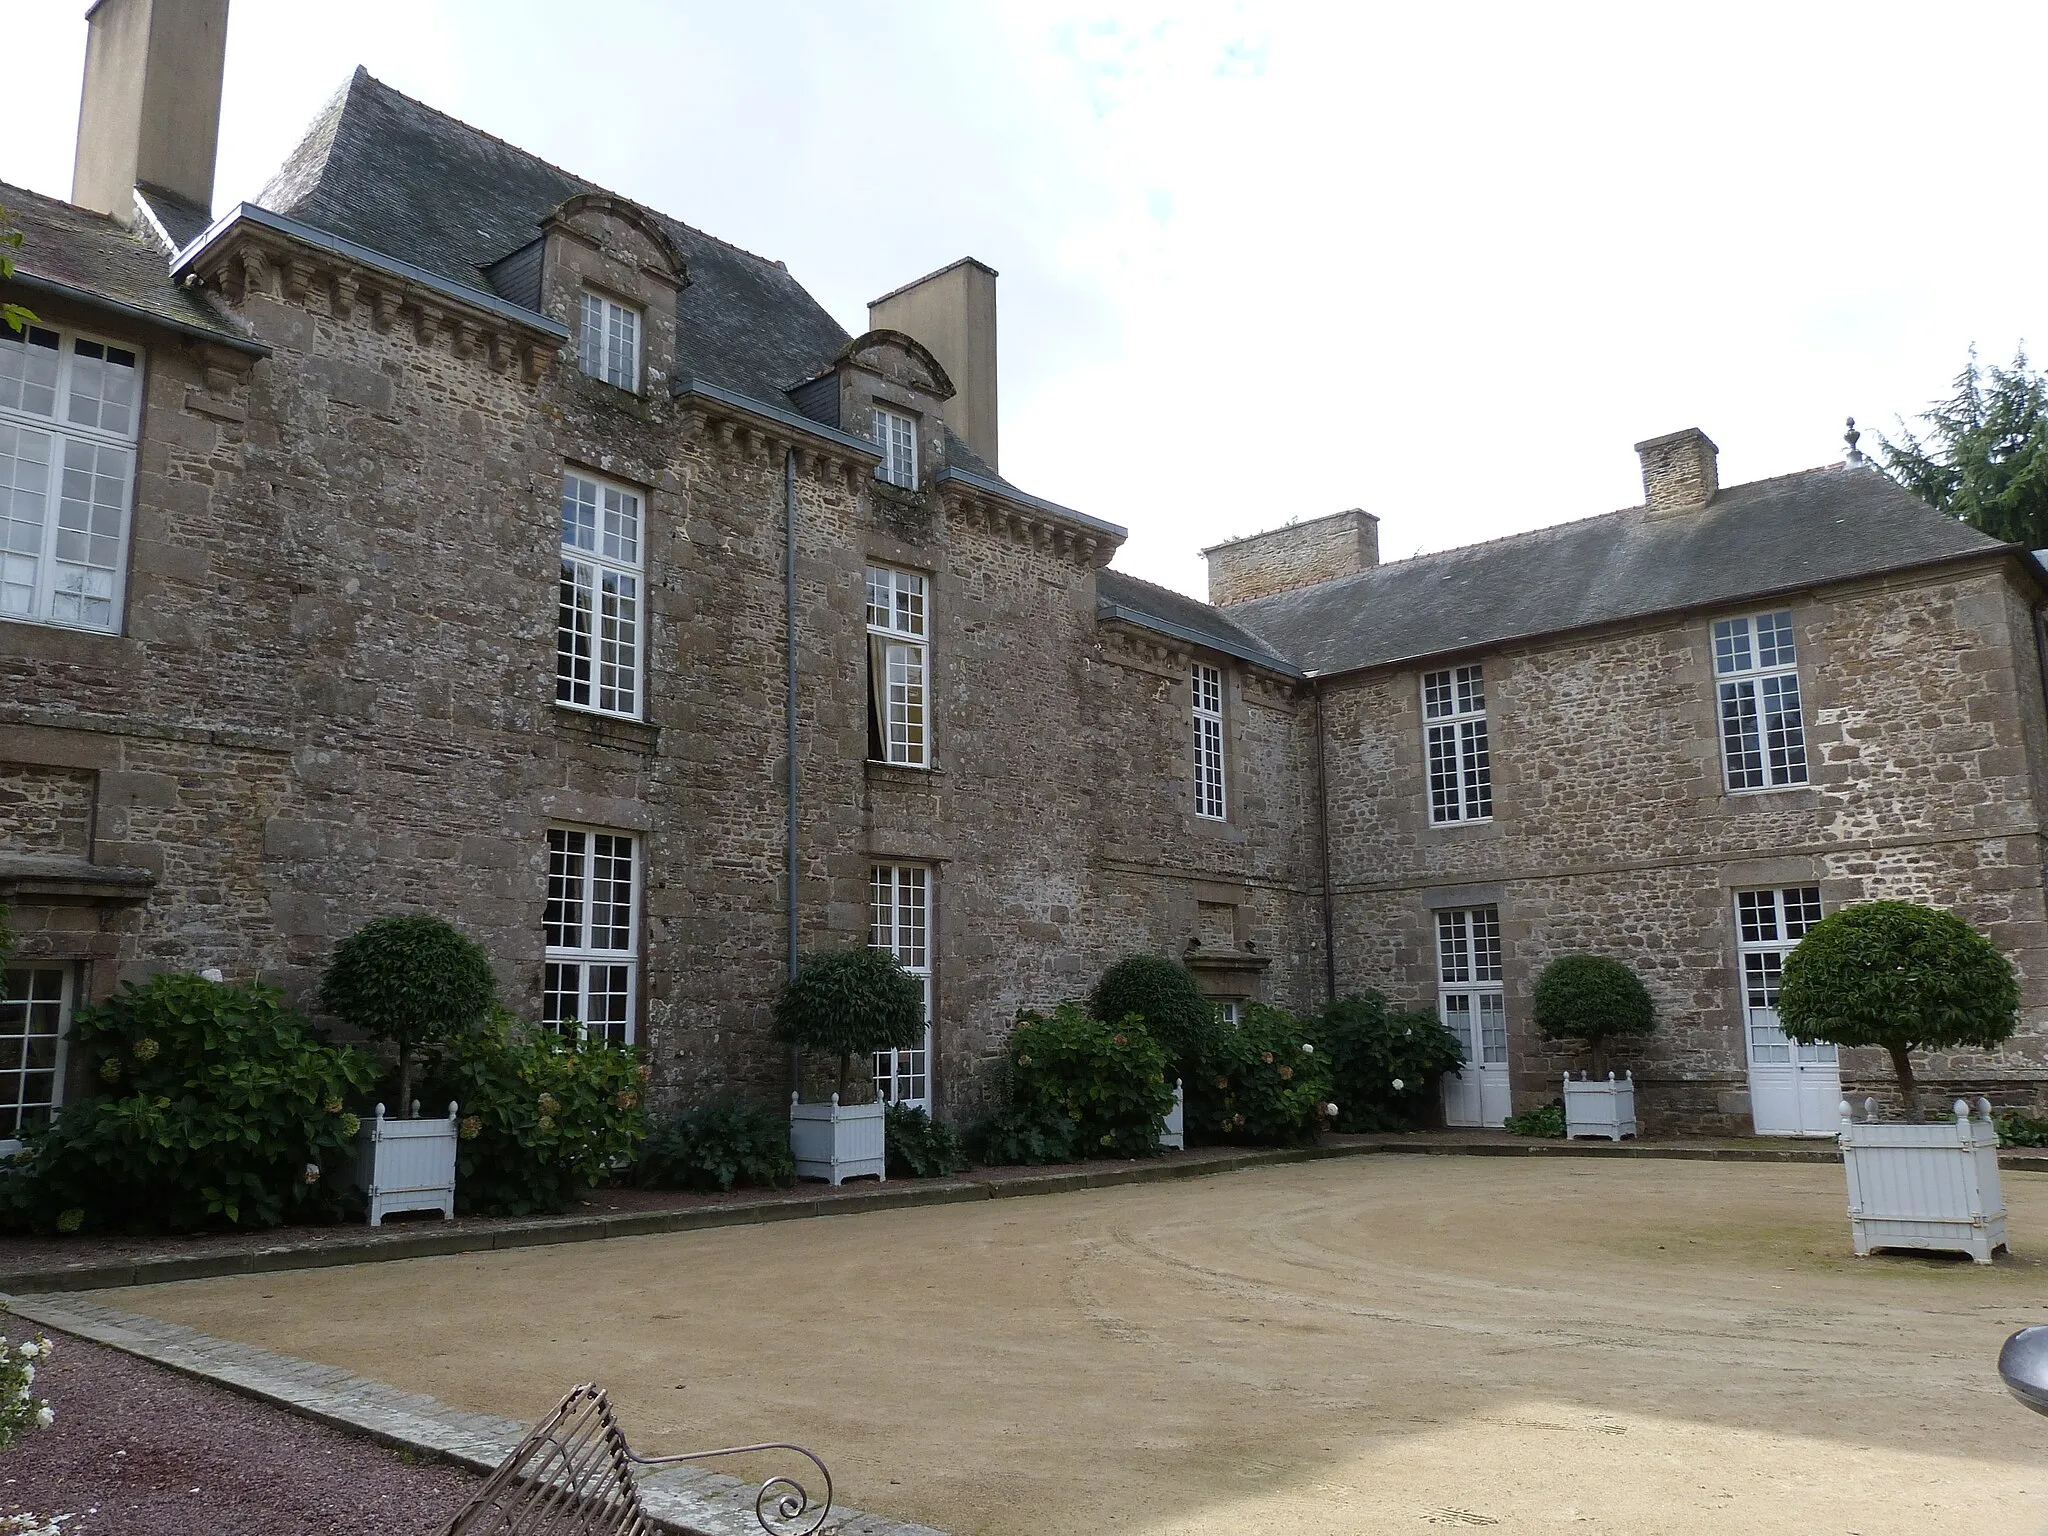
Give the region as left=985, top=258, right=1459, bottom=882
left=396, top=1044, right=415, bottom=1120
left=837, top=1050, right=853, bottom=1103
left=1888, top=1042, right=1922, bottom=1122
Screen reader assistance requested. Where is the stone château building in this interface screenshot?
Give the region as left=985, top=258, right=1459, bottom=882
left=3, top=0, right=2044, bottom=1139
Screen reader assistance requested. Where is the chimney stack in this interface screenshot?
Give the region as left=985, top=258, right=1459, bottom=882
left=869, top=258, right=999, bottom=470
left=72, top=0, right=230, bottom=226
left=1203, top=509, right=1381, bottom=606
left=1634, top=428, right=1719, bottom=512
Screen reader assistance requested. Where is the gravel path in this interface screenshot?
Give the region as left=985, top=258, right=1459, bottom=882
left=0, top=1325, right=480, bottom=1535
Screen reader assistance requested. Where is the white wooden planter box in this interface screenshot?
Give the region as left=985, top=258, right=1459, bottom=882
left=1840, top=1096, right=2007, bottom=1264
left=1563, top=1072, right=1637, bottom=1140
left=790, top=1095, right=887, bottom=1186
left=355, top=1101, right=459, bottom=1226
left=1159, top=1079, right=1185, bottom=1151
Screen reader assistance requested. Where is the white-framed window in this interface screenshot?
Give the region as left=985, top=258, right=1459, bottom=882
left=0, top=964, right=71, bottom=1149
left=557, top=469, right=644, bottom=719
left=870, top=863, right=932, bottom=1109
left=866, top=565, right=928, bottom=766
left=1193, top=662, right=1227, bottom=821
left=1218, top=1000, right=1242, bottom=1027
left=1735, top=886, right=1831, bottom=1067
left=1, top=323, right=140, bottom=633
left=1423, top=663, right=1492, bottom=824
left=577, top=291, right=640, bottom=391
left=1714, top=610, right=1807, bottom=791
left=1436, top=906, right=1506, bottom=1069
left=873, top=406, right=916, bottom=489
left=543, top=828, right=638, bottom=1046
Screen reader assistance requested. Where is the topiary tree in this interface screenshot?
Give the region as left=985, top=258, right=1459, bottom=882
left=1089, top=954, right=1219, bottom=1078
left=1531, top=954, right=1656, bottom=1079
left=320, top=915, right=496, bottom=1117
left=1779, top=900, right=2019, bottom=1121
left=775, top=946, right=925, bottom=1102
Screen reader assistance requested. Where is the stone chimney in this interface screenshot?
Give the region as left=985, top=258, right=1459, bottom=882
left=1203, top=509, right=1380, bottom=607
left=1634, top=428, right=1720, bottom=512
left=72, top=0, right=230, bottom=225
left=869, top=258, right=998, bottom=470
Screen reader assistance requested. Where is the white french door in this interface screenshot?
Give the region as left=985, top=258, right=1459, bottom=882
left=1737, top=886, right=1838, bottom=1136
left=870, top=864, right=933, bottom=1111
left=1437, top=907, right=1511, bottom=1127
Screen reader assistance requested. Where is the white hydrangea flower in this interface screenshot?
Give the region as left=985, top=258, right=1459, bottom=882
left=34, top=1405, right=52, bottom=1429
left=1301, top=1043, right=1314, bottom=1054
left=15, top=1341, right=35, bottom=1359
left=1391, top=1078, right=1405, bottom=1091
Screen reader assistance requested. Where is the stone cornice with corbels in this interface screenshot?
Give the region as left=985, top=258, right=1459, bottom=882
left=1095, top=619, right=1305, bottom=704
left=673, top=388, right=880, bottom=492
left=939, top=483, right=1117, bottom=570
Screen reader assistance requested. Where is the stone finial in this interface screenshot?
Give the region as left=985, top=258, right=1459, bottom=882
left=1843, top=416, right=1868, bottom=468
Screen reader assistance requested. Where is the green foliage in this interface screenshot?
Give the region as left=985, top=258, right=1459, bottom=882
left=1504, top=1101, right=1566, bottom=1138
left=0, top=1331, right=54, bottom=1448
left=1531, top=955, right=1655, bottom=1070
left=1315, top=991, right=1464, bottom=1131
left=320, top=914, right=495, bottom=1111
left=1995, top=1110, right=2048, bottom=1148
left=1, top=206, right=37, bottom=335
left=633, top=1096, right=794, bottom=1193
left=1779, top=900, right=2019, bottom=1117
left=884, top=1103, right=967, bottom=1178
left=1879, top=347, right=2048, bottom=547
left=1187, top=1003, right=1336, bottom=1147
left=0, top=974, right=377, bottom=1233
left=0, top=905, right=12, bottom=1001
left=1007, top=1002, right=1174, bottom=1158
left=775, top=947, right=924, bottom=1099
left=963, top=1100, right=1082, bottom=1166
left=1089, top=954, right=1219, bottom=1077
left=420, top=1008, right=647, bottom=1216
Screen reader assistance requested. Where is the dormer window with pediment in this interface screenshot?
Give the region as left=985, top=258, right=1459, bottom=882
left=874, top=406, right=918, bottom=489
left=577, top=291, right=640, bottom=391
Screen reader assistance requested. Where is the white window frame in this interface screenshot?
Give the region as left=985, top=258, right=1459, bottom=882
left=1435, top=906, right=1506, bottom=1068
left=1714, top=610, right=1808, bottom=792
left=871, top=864, right=933, bottom=1110
left=866, top=565, right=929, bottom=767
left=873, top=406, right=917, bottom=489
left=1735, top=886, right=1832, bottom=1067
left=577, top=291, right=640, bottom=391
left=1192, top=662, right=1228, bottom=820
left=557, top=469, right=645, bottom=720
left=1, top=322, right=141, bottom=634
left=1423, top=663, right=1493, bottom=824
left=0, top=962, right=73, bottom=1153
left=543, top=827, right=640, bottom=1047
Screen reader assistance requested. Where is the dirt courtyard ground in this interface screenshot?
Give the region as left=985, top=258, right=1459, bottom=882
left=105, top=1158, right=2048, bottom=1535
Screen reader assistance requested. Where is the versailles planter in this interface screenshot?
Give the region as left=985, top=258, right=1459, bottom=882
left=1839, top=1096, right=2007, bottom=1264
left=789, top=1094, right=887, bottom=1186
left=1159, top=1079, right=1186, bottom=1151
left=355, top=1101, right=459, bottom=1226
left=1563, top=1071, right=1637, bottom=1141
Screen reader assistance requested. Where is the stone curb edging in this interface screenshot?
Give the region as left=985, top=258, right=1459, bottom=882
left=2, top=1136, right=2041, bottom=1297
left=1, top=1291, right=950, bottom=1536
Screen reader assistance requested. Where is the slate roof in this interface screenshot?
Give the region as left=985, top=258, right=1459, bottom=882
left=0, top=180, right=257, bottom=351
left=1223, top=465, right=2018, bottom=678
left=1097, top=568, right=1299, bottom=675
left=258, top=68, right=850, bottom=402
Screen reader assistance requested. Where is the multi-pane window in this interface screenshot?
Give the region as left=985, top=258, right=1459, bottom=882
left=543, top=828, right=638, bottom=1046
left=1192, top=663, right=1227, bottom=820
left=557, top=470, right=643, bottom=718
left=873, top=406, right=916, bottom=489
left=1423, top=664, right=1492, bottom=823
left=1714, top=611, right=1807, bottom=791
left=1436, top=906, right=1506, bottom=1069
left=0, top=966, right=69, bottom=1146
left=577, top=291, right=640, bottom=391
left=870, top=864, right=932, bottom=1109
left=1736, top=886, right=1831, bottom=1067
left=1, top=324, right=140, bottom=633
left=866, top=565, right=928, bottom=766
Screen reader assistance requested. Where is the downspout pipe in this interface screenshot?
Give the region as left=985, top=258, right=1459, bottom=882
left=1314, top=680, right=1338, bottom=1006
left=785, top=448, right=800, bottom=1096
left=2033, top=601, right=2048, bottom=727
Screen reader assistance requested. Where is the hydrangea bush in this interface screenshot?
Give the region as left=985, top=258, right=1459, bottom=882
left=1188, top=1003, right=1336, bottom=1147
left=1315, top=991, right=1464, bottom=1131
left=0, top=1331, right=55, bottom=1448
left=1005, top=1003, right=1175, bottom=1158
left=633, top=1096, right=794, bottom=1193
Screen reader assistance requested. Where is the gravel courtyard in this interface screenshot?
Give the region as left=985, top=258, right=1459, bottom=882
left=102, top=1158, right=2048, bottom=1535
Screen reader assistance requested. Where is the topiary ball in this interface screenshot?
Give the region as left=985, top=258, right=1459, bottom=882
left=1089, top=954, right=1218, bottom=1077
left=1530, top=954, right=1655, bottom=1050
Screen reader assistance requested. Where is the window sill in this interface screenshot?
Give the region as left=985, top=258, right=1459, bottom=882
left=554, top=705, right=660, bottom=752
left=866, top=759, right=940, bottom=784
left=1427, top=816, right=1497, bottom=830
left=1718, top=783, right=1818, bottom=810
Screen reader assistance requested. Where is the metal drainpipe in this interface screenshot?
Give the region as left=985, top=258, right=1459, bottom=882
left=1313, top=679, right=1338, bottom=1005
left=2033, top=601, right=2048, bottom=726
left=785, top=447, right=800, bottom=1096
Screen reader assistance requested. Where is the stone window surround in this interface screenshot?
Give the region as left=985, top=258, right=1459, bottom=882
left=1422, top=662, right=1493, bottom=825
left=873, top=404, right=918, bottom=489
left=0, top=960, right=73, bottom=1153
left=0, top=320, right=143, bottom=636
left=1193, top=661, right=1227, bottom=821
left=576, top=288, right=640, bottom=393
left=556, top=465, right=647, bottom=723
left=542, top=825, right=640, bottom=1047
left=870, top=862, right=933, bottom=1109
left=866, top=562, right=930, bottom=769
left=1435, top=904, right=1506, bottom=1068
left=1713, top=608, right=1810, bottom=794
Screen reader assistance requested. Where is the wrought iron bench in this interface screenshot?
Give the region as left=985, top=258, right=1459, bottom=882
left=442, top=1382, right=831, bottom=1536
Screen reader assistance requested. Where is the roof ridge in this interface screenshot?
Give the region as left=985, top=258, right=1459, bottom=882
left=0, top=178, right=125, bottom=232
left=1102, top=565, right=1223, bottom=608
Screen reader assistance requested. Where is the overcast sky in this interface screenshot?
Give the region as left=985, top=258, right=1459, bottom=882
left=10, top=1, right=2045, bottom=596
